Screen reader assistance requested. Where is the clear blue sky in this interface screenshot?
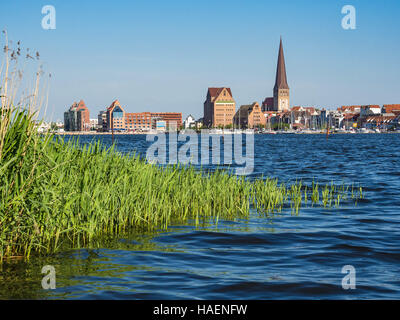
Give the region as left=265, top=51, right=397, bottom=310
left=1, top=0, right=399, bottom=121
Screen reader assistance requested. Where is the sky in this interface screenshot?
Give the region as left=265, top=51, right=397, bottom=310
left=1, top=0, right=400, bottom=121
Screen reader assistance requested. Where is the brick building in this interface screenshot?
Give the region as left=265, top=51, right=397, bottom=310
left=233, top=102, right=264, bottom=129
left=203, top=87, right=236, bottom=128
left=125, top=112, right=152, bottom=131
left=100, top=100, right=182, bottom=132
left=150, top=112, right=182, bottom=130
left=64, top=100, right=90, bottom=131
left=106, top=100, right=126, bottom=131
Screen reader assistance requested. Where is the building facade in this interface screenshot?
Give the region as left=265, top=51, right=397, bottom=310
left=106, top=100, right=126, bottom=131
left=100, top=100, right=181, bottom=132
left=184, top=114, right=196, bottom=129
left=203, top=87, right=236, bottom=128
left=233, top=102, right=264, bottom=128
left=97, top=111, right=107, bottom=132
left=64, top=100, right=90, bottom=132
left=125, top=112, right=152, bottom=131
left=150, top=112, right=182, bottom=130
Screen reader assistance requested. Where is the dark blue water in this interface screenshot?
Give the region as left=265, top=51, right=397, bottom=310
left=2, top=133, right=400, bottom=299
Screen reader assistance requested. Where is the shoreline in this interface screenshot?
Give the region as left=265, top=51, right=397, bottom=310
left=55, top=131, right=400, bottom=135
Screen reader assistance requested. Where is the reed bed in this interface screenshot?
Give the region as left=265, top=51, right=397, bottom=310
left=0, top=35, right=363, bottom=261
left=0, top=109, right=363, bottom=261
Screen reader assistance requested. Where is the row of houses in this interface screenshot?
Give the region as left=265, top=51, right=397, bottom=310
left=332, top=104, right=400, bottom=130
left=64, top=100, right=182, bottom=132
left=194, top=86, right=400, bottom=131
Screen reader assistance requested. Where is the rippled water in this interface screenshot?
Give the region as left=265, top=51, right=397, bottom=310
left=1, top=133, right=400, bottom=299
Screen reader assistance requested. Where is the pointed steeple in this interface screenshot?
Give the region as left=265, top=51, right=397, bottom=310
left=274, top=37, right=289, bottom=90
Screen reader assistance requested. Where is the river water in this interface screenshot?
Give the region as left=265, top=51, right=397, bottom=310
left=1, top=133, right=400, bottom=299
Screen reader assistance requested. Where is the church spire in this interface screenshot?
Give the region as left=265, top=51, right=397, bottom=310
left=274, top=37, right=289, bottom=90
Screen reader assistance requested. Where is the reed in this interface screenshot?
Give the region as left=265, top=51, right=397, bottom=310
left=0, top=35, right=363, bottom=262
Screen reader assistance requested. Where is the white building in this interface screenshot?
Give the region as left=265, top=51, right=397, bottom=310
left=360, top=105, right=381, bottom=118
left=184, top=114, right=196, bottom=129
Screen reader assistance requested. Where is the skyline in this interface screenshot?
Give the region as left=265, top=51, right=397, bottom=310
left=1, top=0, right=400, bottom=121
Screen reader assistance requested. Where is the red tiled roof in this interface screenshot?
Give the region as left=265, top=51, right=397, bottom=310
left=208, top=87, right=232, bottom=98
left=340, top=105, right=361, bottom=112
left=384, top=104, right=400, bottom=113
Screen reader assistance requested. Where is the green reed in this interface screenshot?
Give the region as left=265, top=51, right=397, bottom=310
left=0, top=108, right=363, bottom=261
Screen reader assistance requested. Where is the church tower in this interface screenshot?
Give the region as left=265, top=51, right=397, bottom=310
left=273, top=37, right=290, bottom=111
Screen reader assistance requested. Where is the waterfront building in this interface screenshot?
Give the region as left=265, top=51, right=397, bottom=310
left=203, top=87, right=236, bottom=128
left=152, top=117, right=167, bottom=132
left=364, top=113, right=397, bottom=130
left=88, top=119, right=98, bottom=131
left=106, top=100, right=126, bottom=131
left=339, top=105, right=361, bottom=114
left=360, top=105, right=381, bottom=118
left=64, top=100, right=90, bottom=132
left=342, top=113, right=359, bottom=129
left=184, top=114, right=196, bottom=129
left=233, top=102, right=264, bottom=129
left=320, top=109, right=327, bottom=127
left=358, top=105, right=381, bottom=128
left=103, top=101, right=181, bottom=132
left=125, top=112, right=152, bottom=131
left=383, top=104, right=400, bottom=114
left=97, top=110, right=107, bottom=132
left=195, top=117, right=204, bottom=129
left=150, top=112, right=182, bottom=130
left=289, top=106, right=321, bottom=130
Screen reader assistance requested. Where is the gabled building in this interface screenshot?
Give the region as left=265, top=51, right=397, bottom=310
left=233, top=102, right=264, bottom=129
left=106, top=100, right=126, bottom=131
left=64, top=100, right=90, bottom=132
left=339, top=105, right=361, bottom=114
left=203, top=87, right=236, bottom=128
left=184, top=114, right=196, bottom=129
left=360, top=105, right=381, bottom=118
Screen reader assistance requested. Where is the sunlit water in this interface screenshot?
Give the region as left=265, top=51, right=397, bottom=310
left=1, top=133, right=400, bottom=299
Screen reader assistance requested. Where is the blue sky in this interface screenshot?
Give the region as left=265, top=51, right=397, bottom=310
left=1, top=0, right=399, bottom=121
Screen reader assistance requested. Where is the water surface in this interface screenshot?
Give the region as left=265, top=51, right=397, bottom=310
left=1, top=134, right=400, bottom=299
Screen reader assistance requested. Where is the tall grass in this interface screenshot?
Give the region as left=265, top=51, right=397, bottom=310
left=0, top=115, right=363, bottom=261
left=0, top=35, right=363, bottom=262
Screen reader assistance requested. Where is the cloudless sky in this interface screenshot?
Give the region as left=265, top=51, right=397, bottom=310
left=1, top=0, right=399, bottom=121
